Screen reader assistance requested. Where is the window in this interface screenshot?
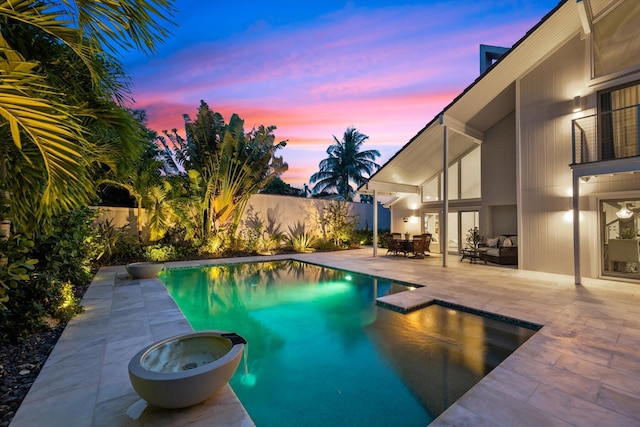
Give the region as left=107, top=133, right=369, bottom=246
left=598, top=82, right=640, bottom=160
left=601, top=199, right=640, bottom=280
left=422, top=177, right=439, bottom=202
left=447, top=212, right=459, bottom=253
left=422, top=147, right=481, bottom=203
left=447, top=164, right=459, bottom=200
left=423, top=213, right=438, bottom=244
left=446, top=211, right=479, bottom=254
left=593, top=1, right=640, bottom=78
left=461, top=147, right=481, bottom=199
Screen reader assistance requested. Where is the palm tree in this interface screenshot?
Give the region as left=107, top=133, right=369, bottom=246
left=310, top=127, right=380, bottom=201
left=0, top=0, right=175, bottom=231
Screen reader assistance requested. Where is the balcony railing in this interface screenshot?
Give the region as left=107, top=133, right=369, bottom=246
left=572, top=104, right=640, bottom=165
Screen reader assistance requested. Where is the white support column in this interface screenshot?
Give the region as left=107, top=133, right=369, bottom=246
left=441, top=118, right=448, bottom=268
left=572, top=173, right=581, bottom=285
left=373, top=190, right=378, bottom=257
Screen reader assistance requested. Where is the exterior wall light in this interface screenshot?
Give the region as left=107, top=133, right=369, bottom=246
left=564, top=209, right=584, bottom=223
left=573, top=95, right=582, bottom=112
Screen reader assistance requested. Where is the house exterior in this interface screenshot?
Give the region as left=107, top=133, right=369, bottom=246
left=360, top=0, right=640, bottom=283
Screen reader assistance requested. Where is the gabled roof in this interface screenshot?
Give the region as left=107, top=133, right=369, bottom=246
left=361, top=0, right=577, bottom=196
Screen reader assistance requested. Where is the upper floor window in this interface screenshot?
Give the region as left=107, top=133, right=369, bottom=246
left=598, top=82, right=640, bottom=160
left=593, top=1, right=640, bottom=78
left=461, top=146, right=481, bottom=199
left=421, top=146, right=481, bottom=202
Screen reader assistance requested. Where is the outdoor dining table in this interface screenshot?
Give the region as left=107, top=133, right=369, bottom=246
left=398, top=239, right=412, bottom=253
left=395, top=239, right=426, bottom=258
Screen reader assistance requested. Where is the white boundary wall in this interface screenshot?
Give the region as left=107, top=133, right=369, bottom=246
left=93, top=194, right=390, bottom=241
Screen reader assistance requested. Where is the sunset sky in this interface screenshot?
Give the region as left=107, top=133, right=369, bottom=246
left=123, top=0, right=560, bottom=189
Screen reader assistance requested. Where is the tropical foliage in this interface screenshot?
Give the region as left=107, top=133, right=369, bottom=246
left=310, top=127, right=380, bottom=201
left=1, top=208, right=100, bottom=342
left=318, top=201, right=359, bottom=247
left=98, top=111, right=171, bottom=242
left=0, top=0, right=175, bottom=232
left=241, top=207, right=285, bottom=254
left=94, top=218, right=142, bottom=264
left=259, top=177, right=307, bottom=197
left=159, top=101, right=288, bottom=241
left=287, top=221, right=316, bottom=253
left=0, top=0, right=175, bottom=341
left=0, top=233, right=36, bottom=312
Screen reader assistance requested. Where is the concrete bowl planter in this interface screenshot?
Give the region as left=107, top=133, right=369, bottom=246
left=128, top=331, right=246, bottom=409
left=126, top=262, right=164, bottom=279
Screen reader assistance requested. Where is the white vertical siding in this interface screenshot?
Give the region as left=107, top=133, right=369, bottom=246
left=481, top=111, right=518, bottom=238
left=519, top=35, right=586, bottom=275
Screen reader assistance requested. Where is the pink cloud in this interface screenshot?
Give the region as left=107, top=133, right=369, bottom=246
left=126, top=1, right=558, bottom=188
left=138, top=87, right=465, bottom=187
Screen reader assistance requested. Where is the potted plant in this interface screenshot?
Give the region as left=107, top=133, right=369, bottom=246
left=617, top=228, right=638, bottom=239
left=466, top=226, right=483, bottom=249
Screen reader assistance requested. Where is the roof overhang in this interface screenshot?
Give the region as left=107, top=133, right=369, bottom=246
left=361, top=180, right=419, bottom=195
left=359, top=0, right=582, bottom=197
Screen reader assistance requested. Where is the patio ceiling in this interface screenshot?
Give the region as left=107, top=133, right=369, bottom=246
left=360, top=0, right=581, bottom=197
left=360, top=124, right=479, bottom=196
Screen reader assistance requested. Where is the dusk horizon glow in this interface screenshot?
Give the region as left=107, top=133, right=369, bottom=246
left=124, top=0, right=560, bottom=189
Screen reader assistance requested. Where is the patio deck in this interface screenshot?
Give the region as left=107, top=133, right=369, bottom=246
left=9, top=249, right=640, bottom=426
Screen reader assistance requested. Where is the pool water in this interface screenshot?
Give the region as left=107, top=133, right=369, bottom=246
left=160, top=260, right=538, bottom=426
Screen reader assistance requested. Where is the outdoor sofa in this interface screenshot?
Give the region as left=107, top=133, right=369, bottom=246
left=479, top=235, right=518, bottom=265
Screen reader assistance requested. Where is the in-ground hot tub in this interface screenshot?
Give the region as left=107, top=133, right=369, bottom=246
left=126, top=262, right=164, bottom=279
left=128, top=331, right=246, bottom=408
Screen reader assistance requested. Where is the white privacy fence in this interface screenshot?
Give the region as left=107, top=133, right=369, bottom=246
left=93, top=193, right=390, bottom=242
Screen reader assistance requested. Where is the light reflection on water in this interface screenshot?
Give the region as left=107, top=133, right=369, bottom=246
left=160, top=260, right=537, bottom=427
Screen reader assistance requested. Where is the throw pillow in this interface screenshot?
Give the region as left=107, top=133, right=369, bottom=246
left=503, top=238, right=513, bottom=247
left=487, top=238, right=498, bottom=248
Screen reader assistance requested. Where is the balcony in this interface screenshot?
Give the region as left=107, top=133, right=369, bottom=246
left=572, top=105, right=640, bottom=165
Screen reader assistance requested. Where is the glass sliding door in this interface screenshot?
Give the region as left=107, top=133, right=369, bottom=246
left=602, top=199, right=640, bottom=280
left=447, top=211, right=479, bottom=254
left=599, top=82, right=640, bottom=161
left=447, top=212, right=459, bottom=254
left=460, top=211, right=479, bottom=248
left=423, top=213, right=440, bottom=253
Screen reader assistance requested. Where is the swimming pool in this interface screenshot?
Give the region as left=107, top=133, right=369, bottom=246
left=160, top=260, right=539, bottom=426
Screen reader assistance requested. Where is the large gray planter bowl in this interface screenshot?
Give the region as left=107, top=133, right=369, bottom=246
left=126, top=262, right=164, bottom=279
left=128, top=331, right=246, bottom=409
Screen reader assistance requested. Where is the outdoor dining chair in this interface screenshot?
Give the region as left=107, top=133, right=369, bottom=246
left=410, top=235, right=430, bottom=258
left=385, top=234, right=404, bottom=256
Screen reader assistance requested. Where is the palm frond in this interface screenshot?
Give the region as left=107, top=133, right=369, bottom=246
left=0, top=53, right=93, bottom=209
left=1, top=0, right=102, bottom=81
left=64, top=0, right=176, bottom=55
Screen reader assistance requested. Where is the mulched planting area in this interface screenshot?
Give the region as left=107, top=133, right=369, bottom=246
left=0, top=323, right=66, bottom=426
left=0, top=280, right=91, bottom=426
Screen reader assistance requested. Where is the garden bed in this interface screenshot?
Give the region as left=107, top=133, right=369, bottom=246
left=0, top=279, right=91, bottom=426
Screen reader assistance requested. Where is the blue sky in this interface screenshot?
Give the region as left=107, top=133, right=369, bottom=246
left=123, top=0, right=561, bottom=188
